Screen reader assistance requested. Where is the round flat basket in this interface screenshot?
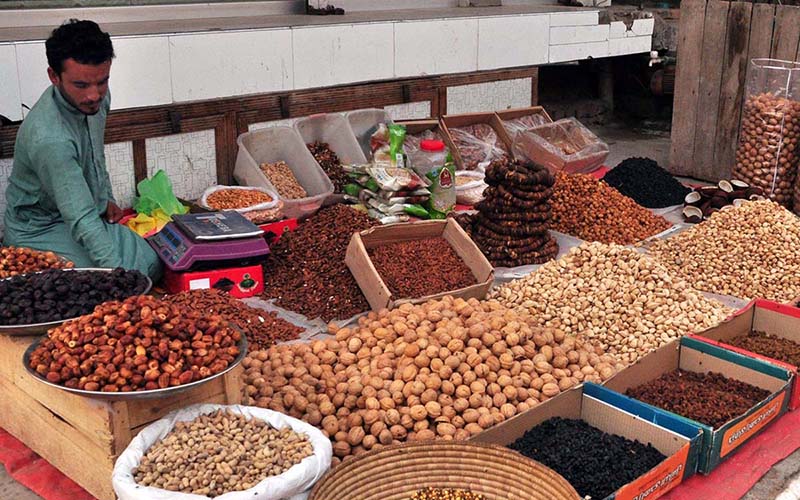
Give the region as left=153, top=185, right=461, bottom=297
left=309, top=441, right=580, bottom=500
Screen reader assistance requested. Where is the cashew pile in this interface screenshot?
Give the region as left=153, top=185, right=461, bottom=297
left=134, top=410, right=313, bottom=497
left=647, top=200, right=800, bottom=302
left=489, top=242, right=731, bottom=365
left=242, top=296, right=622, bottom=465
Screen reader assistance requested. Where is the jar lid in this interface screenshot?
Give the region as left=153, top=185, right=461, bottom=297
left=420, top=139, right=446, bottom=152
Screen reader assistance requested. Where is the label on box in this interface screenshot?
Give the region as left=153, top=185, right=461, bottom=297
left=616, top=444, right=689, bottom=500
left=189, top=278, right=211, bottom=290
left=721, top=392, right=784, bottom=457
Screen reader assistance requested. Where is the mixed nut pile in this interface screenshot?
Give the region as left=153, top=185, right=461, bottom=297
left=368, top=237, right=476, bottom=299
left=490, top=242, right=731, bottom=365
left=0, top=268, right=148, bottom=325
left=550, top=172, right=671, bottom=245
left=509, top=417, right=666, bottom=500
left=164, top=289, right=303, bottom=350
left=260, top=161, right=308, bottom=199
left=28, top=295, right=242, bottom=392
left=456, top=158, right=558, bottom=267
left=647, top=200, right=800, bottom=302
left=626, top=370, right=771, bottom=428
left=134, top=410, right=313, bottom=497
left=0, top=246, right=73, bottom=278
left=261, top=205, right=375, bottom=322
left=205, top=188, right=274, bottom=210
left=242, top=296, right=621, bottom=465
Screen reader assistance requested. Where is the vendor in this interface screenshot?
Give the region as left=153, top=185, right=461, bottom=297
left=3, top=20, right=162, bottom=280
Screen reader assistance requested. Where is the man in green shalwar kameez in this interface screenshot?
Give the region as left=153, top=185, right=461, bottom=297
left=3, top=20, right=162, bottom=280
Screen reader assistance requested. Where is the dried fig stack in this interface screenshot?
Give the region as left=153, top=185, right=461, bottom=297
left=458, top=157, right=558, bottom=267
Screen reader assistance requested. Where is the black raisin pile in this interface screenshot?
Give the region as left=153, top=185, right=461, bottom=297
left=603, top=157, right=690, bottom=208
left=509, top=417, right=667, bottom=499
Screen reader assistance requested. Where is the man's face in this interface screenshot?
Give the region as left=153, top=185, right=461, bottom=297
left=47, top=58, right=111, bottom=115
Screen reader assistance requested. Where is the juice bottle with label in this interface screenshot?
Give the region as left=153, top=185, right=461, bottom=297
left=410, top=139, right=456, bottom=219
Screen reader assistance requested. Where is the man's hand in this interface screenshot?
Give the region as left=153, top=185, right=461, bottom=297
left=105, top=201, right=124, bottom=223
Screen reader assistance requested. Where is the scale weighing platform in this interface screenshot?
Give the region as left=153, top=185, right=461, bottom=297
left=148, top=211, right=270, bottom=297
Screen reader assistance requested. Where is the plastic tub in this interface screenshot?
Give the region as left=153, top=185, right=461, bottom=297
left=234, top=126, right=334, bottom=220
left=345, top=108, right=394, bottom=160
left=294, top=113, right=367, bottom=166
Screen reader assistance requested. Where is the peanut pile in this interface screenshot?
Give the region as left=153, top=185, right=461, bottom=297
left=164, top=289, right=303, bottom=350
left=260, top=161, right=308, bottom=199
left=243, top=296, right=621, bottom=465
left=206, top=189, right=273, bottom=210
left=0, top=246, right=73, bottom=278
left=490, top=242, right=731, bottom=365
left=28, top=295, right=242, bottom=392
left=134, top=410, right=313, bottom=497
left=550, top=172, right=671, bottom=245
left=647, top=200, right=800, bottom=302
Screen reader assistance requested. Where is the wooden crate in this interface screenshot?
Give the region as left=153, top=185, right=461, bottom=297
left=0, top=334, right=243, bottom=500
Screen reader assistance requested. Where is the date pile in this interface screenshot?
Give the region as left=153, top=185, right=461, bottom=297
left=28, top=295, right=242, bottom=392
left=307, top=142, right=348, bottom=193
left=368, top=238, right=476, bottom=299
left=509, top=418, right=666, bottom=500
left=261, top=205, right=375, bottom=322
left=0, top=246, right=73, bottom=278
left=0, top=268, right=148, bottom=325
left=456, top=158, right=558, bottom=267
left=164, top=289, right=303, bottom=350
left=243, top=296, right=622, bottom=465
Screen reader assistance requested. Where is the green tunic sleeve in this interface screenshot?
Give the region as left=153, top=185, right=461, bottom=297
left=30, top=139, right=122, bottom=268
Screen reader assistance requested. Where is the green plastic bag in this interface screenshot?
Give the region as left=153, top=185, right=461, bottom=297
left=133, top=170, right=188, bottom=217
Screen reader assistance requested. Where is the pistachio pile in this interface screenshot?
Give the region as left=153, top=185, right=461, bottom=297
left=490, top=242, right=731, bottom=365
left=134, top=410, right=313, bottom=497
left=648, top=200, right=800, bottom=302
left=242, top=296, right=620, bottom=465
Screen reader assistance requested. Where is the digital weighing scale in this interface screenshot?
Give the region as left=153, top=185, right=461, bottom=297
left=148, top=211, right=269, bottom=272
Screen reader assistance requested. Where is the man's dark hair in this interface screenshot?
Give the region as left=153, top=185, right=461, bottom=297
left=46, top=19, right=114, bottom=75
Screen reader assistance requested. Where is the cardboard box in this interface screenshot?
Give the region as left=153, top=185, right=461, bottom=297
left=689, top=299, right=800, bottom=410
left=164, top=263, right=264, bottom=298
left=440, top=112, right=514, bottom=171
left=495, top=105, right=554, bottom=139
left=472, top=383, right=703, bottom=500
left=605, top=337, right=793, bottom=473
left=345, top=219, right=493, bottom=311
left=512, top=117, right=609, bottom=174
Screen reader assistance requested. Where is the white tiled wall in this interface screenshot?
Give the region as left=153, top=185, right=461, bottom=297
left=385, top=101, right=431, bottom=121
left=447, top=78, right=532, bottom=115
left=0, top=44, right=22, bottom=122
left=0, top=158, right=13, bottom=237
left=394, top=19, right=479, bottom=77
left=146, top=130, right=217, bottom=201
left=293, top=23, right=394, bottom=89
left=104, top=142, right=137, bottom=209
left=477, top=15, right=549, bottom=71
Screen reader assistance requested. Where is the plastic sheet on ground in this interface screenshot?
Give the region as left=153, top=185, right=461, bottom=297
left=241, top=297, right=327, bottom=343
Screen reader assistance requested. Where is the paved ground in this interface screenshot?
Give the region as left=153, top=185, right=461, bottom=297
left=0, top=122, right=795, bottom=500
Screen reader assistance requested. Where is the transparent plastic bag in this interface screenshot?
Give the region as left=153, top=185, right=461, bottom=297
left=404, top=129, right=442, bottom=155
left=501, top=113, right=550, bottom=137
left=449, top=123, right=509, bottom=171
left=512, top=118, right=609, bottom=174
left=732, top=59, right=800, bottom=210
left=199, top=185, right=280, bottom=213
left=455, top=171, right=487, bottom=206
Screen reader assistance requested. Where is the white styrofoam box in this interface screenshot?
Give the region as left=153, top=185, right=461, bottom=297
left=169, top=29, right=292, bottom=102
left=550, top=24, right=609, bottom=45
left=15, top=41, right=49, bottom=117
left=292, top=23, right=394, bottom=89
left=0, top=44, right=22, bottom=121
left=384, top=101, right=431, bottom=121
left=394, top=18, right=479, bottom=77
left=609, top=18, right=655, bottom=39
left=446, top=77, right=532, bottom=115
left=609, top=21, right=627, bottom=39
left=549, top=41, right=609, bottom=63
left=478, top=15, right=549, bottom=70
left=108, top=36, right=172, bottom=109
left=609, top=36, right=652, bottom=56
left=550, top=11, right=600, bottom=27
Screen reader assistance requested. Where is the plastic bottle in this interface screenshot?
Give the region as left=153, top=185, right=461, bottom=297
left=410, top=139, right=456, bottom=219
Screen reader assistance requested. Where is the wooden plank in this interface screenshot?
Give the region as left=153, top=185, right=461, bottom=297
left=713, top=1, right=753, bottom=178
left=691, top=0, right=730, bottom=180
left=132, top=139, right=147, bottom=185
left=668, top=0, right=708, bottom=176
left=746, top=4, right=777, bottom=86
left=771, top=5, right=800, bottom=61
left=124, top=376, right=229, bottom=428
left=0, top=374, right=116, bottom=500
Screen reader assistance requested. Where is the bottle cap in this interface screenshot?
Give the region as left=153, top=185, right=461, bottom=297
left=420, top=139, right=446, bottom=152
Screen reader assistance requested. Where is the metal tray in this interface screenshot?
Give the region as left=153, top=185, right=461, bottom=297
left=0, top=268, right=153, bottom=337
left=23, top=334, right=247, bottom=400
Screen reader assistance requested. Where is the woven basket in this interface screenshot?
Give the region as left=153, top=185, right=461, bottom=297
left=309, top=441, right=580, bottom=500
